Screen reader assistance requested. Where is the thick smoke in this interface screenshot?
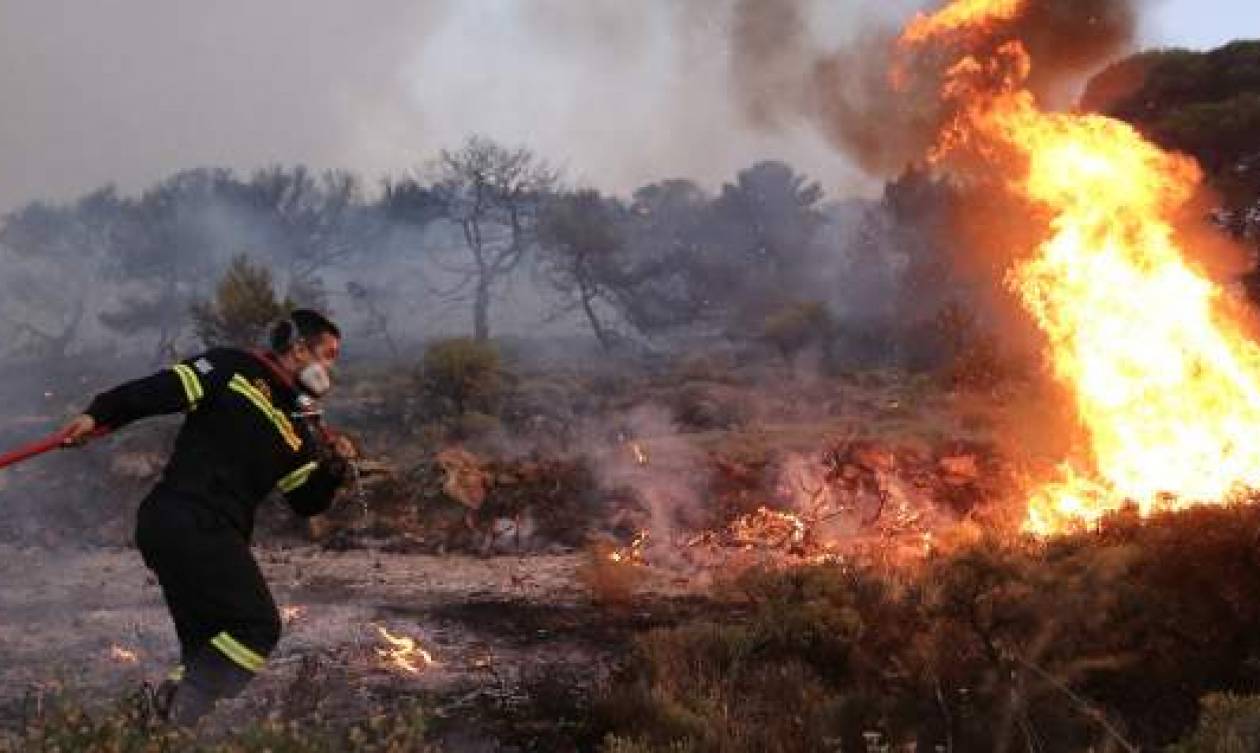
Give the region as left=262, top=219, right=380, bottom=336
left=728, top=0, right=1144, bottom=175
left=0, top=0, right=883, bottom=213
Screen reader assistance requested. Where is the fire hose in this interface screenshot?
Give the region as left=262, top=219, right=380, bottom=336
left=0, top=425, right=111, bottom=471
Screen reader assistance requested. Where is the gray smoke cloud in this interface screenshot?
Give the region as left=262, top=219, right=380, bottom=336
left=0, top=0, right=933, bottom=214
left=727, top=0, right=1145, bottom=175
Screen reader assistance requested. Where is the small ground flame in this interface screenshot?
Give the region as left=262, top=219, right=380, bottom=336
left=609, top=529, right=649, bottom=564
left=281, top=605, right=306, bottom=624
left=373, top=625, right=435, bottom=675
left=631, top=442, right=649, bottom=466
left=107, top=644, right=139, bottom=664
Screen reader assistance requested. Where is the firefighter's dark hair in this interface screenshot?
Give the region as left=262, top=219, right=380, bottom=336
left=271, top=309, right=341, bottom=353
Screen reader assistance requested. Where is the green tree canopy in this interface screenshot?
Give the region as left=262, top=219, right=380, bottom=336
left=1081, top=41, right=1260, bottom=208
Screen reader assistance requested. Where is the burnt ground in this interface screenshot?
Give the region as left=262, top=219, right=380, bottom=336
left=0, top=370, right=1045, bottom=750
left=0, top=542, right=735, bottom=751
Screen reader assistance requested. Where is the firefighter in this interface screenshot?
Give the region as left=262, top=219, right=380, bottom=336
left=58, top=309, right=352, bottom=726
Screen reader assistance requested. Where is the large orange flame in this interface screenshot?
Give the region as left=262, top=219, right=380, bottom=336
left=902, top=0, right=1024, bottom=45
left=900, top=2, right=1260, bottom=534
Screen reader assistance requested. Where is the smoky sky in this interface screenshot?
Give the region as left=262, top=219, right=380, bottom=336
left=0, top=0, right=1243, bottom=214
left=0, top=0, right=891, bottom=212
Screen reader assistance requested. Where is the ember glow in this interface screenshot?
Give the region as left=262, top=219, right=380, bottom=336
left=609, top=530, right=649, bottom=564
left=281, top=605, right=306, bottom=624
left=108, top=644, right=139, bottom=664
left=374, top=625, right=435, bottom=675
left=729, top=507, right=807, bottom=549
left=900, top=1, right=1260, bottom=534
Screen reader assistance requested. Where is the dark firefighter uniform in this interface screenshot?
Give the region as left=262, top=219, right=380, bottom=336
left=84, top=347, right=345, bottom=721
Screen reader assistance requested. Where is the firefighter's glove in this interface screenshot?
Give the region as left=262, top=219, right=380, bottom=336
left=318, top=432, right=357, bottom=486
left=322, top=455, right=351, bottom=486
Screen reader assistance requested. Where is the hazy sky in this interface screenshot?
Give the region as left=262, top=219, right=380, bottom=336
left=0, top=0, right=1254, bottom=213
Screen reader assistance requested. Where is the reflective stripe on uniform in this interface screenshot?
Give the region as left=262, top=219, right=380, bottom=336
left=209, top=632, right=266, bottom=673
left=276, top=461, right=318, bottom=494
left=171, top=364, right=204, bottom=408
left=228, top=374, right=301, bottom=451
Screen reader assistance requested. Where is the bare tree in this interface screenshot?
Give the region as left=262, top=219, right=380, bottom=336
left=538, top=189, right=627, bottom=351
left=244, top=166, right=381, bottom=305
left=346, top=280, right=400, bottom=358
left=431, top=136, right=557, bottom=341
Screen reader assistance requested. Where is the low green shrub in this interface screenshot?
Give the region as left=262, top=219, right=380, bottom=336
left=4, top=690, right=431, bottom=753
left=417, top=337, right=505, bottom=417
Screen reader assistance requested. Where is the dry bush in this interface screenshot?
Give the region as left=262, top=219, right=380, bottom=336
left=668, top=382, right=751, bottom=432
left=417, top=337, right=505, bottom=417
left=393, top=451, right=603, bottom=553
left=593, top=503, right=1260, bottom=752
left=760, top=300, right=834, bottom=364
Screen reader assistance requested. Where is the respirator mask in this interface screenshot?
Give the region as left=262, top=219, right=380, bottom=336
left=297, top=361, right=333, bottom=398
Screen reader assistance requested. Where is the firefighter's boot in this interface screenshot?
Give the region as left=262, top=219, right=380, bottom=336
left=168, top=642, right=257, bottom=727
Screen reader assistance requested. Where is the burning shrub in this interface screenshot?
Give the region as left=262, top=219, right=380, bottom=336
left=417, top=337, right=506, bottom=418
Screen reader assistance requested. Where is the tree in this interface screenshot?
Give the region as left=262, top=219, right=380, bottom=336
left=0, top=187, right=122, bottom=360
left=1081, top=41, right=1260, bottom=210
left=100, top=169, right=232, bottom=362
left=709, top=160, right=826, bottom=313
left=346, top=280, right=400, bottom=358
left=607, top=164, right=831, bottom=341
left=538, top=189, right=628, bottom=350
left=1082, top=41, right=1260, bottom=309
left=189, top=254, right=291, bottom=348
left=614, top=179, right=715, bottom=336
left=241, top=166, right=381, bottom=306
left=430, top=136, right=558, bottom=341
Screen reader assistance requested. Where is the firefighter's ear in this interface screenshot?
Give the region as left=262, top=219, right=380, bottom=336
left=290, top=336, right=312, bottom=363
left=271, top=317, right=301, bottom=352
